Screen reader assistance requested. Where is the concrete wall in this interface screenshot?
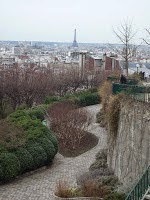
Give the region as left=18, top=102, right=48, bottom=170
left=107, top=101, right=150, bottom=191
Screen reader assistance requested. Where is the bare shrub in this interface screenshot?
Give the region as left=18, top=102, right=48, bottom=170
left=47, top=101, right=91, bottom=150
left=77, top=168, right=114, bottom=187
left=81, top=179, right=110, bottom=197
left=55, top=181, right=71, bottom=198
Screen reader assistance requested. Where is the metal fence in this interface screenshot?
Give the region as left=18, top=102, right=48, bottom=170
left=125, top=166, right=150, bottom=200
left=112, top=83, right=150, bottom=103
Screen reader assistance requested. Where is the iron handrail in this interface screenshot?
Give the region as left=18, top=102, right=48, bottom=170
left=125, top=165, right=150, bottom=200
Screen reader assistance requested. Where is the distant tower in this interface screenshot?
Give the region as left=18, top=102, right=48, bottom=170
left=72, top=29, right=78, bottom=47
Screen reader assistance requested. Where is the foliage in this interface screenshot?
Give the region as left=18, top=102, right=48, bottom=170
left=103, top=192, right=126, bottom=200
left=26, top=142, right=47, bottom=169
left=96, top=111, right=107, bottom=127
left=74, top=92, right=100, bottom=107
left=44, top=96, right=60, bottom=105
left=34, top=137, right=56, bottom=163
left=0, top=120, right=25, bottom=149
left=55, top=180, right=110, bottom=198
left=81, top=179, right=110, bottom=197
left=55, top=181, right=73, bottom=198
left=14, top=148, right=34, bottom=173
left=45, top=90, right=100, bottom=108
left=107, top=94, right=123, bottom=136
left=0, top=153, right=20, bottom=182
left=77, top=168, right=114, bottom=186
left=27, top=106, right=46, bottom=121
left=98, top=176, right=119, bottom=187
left=90, top=149, right=108, bottom=171
left=0, top=106, right=58, bottom=182
left=99, top=81, right=112, bottom=113
left=16, top=103, right=29, bottom=110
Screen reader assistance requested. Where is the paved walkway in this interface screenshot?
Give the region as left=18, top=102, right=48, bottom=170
left=0, top=105, right=107, bottom=200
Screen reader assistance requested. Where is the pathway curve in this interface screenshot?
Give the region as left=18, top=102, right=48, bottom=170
left=0, top=104, right=107, bottom=200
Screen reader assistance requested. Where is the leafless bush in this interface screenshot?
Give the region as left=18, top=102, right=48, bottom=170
left=77, top=168, right=114, bottom=187
left=47, top=101, right=91, bottom=150
left=55, top=181, right=71, bottom=198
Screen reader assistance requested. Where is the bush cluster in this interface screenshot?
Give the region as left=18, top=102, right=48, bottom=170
left=44, top=90, right=100, bottom=107
left=0, top=107, right=58, bottom=182
left=74, top=92, right=100, bottom=107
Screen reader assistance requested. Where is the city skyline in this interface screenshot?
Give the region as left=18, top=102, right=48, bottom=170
left=0, top=0, right=150, bottom=44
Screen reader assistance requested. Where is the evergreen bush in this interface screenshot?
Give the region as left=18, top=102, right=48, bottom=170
left=35, top=137, right=56, bottom=163
left=14, top=148, right=34, bottom=173
left=27, top=107, right=46, bottom=121
left=26, top=143, right=47, bottom=169
left=0, top=153, right=20, bottom=181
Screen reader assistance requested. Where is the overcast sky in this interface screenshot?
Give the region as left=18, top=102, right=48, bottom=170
left=0, top=0, right=150, bottom=43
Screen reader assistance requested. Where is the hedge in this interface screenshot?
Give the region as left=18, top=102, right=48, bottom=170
left=14, top=148, right=34, bottom=173
left=44, top=90, right=100, bottom=107
left=0, top=153, right=20, bottom=182
left=0, top=107, right=58, bottom=182
left=35, top=137, right=56, bottom=163
left=27, top=106, right=47, bottom=121
left=74, top=92, right=100, bottom=107
left=26, top=143, right=47, bottom=169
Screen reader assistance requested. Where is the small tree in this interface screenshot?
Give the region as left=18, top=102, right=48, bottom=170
left=143, top=28, right=150, bottom=45
left=113, top=19, right=137, bottom=76
left=47, top=102, right=91, bottom=150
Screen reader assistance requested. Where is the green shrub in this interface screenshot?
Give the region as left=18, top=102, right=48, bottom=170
left=26, top=143, right=47, bottom=169
left=90, top=150, right=107, bottom=170
left=104, top=192, right=126, bottom=200
left=27, top=107, right=46, bottom=121
left=0, top=153, right=20, bottom=181
left=35, top=137, right=56, bottom=163
left=0, top=144, right=8, bottom=154
left=25, top=127, right=45, bottom=140
left=15, top=117, right=41, bottom=131
left=44, top=96, right=60, bottom=104
left=75, top=93, right=100, bottom=107
left=30, top=126, right=58, bottom=153
left=8, top=110, right=27, bottom=122
left=42, top=128, right=58, bottom=153
left=97, top=176, right=119, bottom=188
left=14, top=148, right=34, bottom=173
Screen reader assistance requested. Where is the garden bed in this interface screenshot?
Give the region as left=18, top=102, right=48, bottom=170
left=58, top=131, right=98, bottom=157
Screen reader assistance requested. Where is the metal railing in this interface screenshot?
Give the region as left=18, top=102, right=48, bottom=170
left=112, top=83, right=150, bottom=103
left=125, top=165, right=150, bottom=200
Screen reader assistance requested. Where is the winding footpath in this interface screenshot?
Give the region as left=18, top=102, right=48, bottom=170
left=0, top=104, right=107, bottom=200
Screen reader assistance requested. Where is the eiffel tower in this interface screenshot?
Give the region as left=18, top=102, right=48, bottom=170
left=72, top=29, right=78, bottom=47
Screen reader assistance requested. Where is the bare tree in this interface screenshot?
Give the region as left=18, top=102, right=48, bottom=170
left=113, top=20, right=137, bottom=76
left=143, top=28, right=150, bottom=45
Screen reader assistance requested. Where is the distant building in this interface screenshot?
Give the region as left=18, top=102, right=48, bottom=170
left=0, top=56, right=15, bottom=66
left=102, top=54, right=120, bottom=71
left=85, top=54, right=103, bottom=72
left=79, top=52, right=120, bottom=75
left=12, top=46, right=21, bottom=55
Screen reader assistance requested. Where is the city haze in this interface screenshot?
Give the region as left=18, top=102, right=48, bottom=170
left=0, top=0, right=150, bottom=43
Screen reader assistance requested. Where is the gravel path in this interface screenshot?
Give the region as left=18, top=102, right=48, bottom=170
left=0, top=104, right=107, bottom=200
